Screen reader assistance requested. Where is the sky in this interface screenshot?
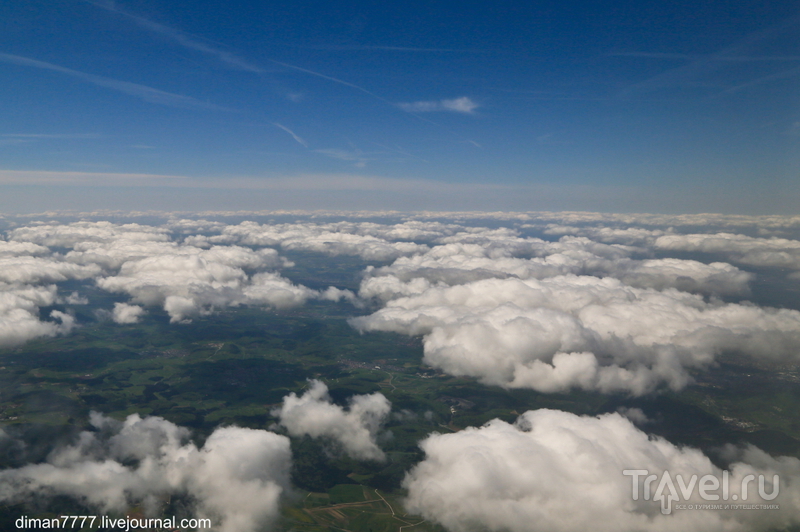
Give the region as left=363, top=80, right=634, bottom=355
left=1, top=0, right=798, bottom=213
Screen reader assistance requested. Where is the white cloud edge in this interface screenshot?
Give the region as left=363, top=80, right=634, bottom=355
left=397, top=96, right=479, bottom=114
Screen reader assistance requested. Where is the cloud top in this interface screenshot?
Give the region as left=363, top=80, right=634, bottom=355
left=272, top=380, right=391, bottom=460
left=2, top=212, right=800, bottom=398
left=0, top=413, right=291, bottom=532
left=404, top=409, right=800, bottom=532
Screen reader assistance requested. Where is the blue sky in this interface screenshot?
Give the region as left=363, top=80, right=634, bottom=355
left=1, top=0, right=798, bottom=213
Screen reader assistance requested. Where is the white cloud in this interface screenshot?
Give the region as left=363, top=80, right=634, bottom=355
left=318, top=285, right=358, bottom=303
left=8, top=221, right=170, bottom=248
left=64, top=291, right=89, bottom=305
left=68, top=238, right=284, bottom=271
left=0, top=283, right=76, bottom=347
left=441, top=96, right=479, bottom=113
left=242, top=272, right=319, bottom=308
left=272, top=380, right=391, bottom=461
left=112, top=302, right=145, bottom=324
left=94, top=248, right=310, bottom=322
left=655, top=233, right=800, bottom=271
left=521, top=211, right=800, bottom=229
left=0, top=413, right=291, bottom=532
left=608, top=258, right=752, bottom=296
left=403, top=409, right=800, bottom=532
left=3, top=220, right=362, bottom=328
left=8, top=221, right=320, bottom=322
left=2, top=214, right=798, bottom=368
left=0, top=240, right=51, bottom=257
left=363, top=234, right=752, bottom=297
left=0, top=256, right=101, bottom=284
left=218, top=221, right=428, bottom=261
left=543, top=224, right=669, bottom=246
left=398, top=96, right=479, bottom=114
left=352, top=275, right=800, bottom=395
left=617, top=406, right=650, bottom=425
left=345, top=220, right=463, bottom=242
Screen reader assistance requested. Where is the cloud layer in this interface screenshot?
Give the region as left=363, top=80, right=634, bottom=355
left=2, top=212, right=800, bottom=399
left=3, top=211, right=800, bottom=531
left=1, top=220, right=351, bottom=331
left=655, top=233, right=800, bottom=272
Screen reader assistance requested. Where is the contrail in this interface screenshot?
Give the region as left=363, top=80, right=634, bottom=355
left=0, top=52, right=232, bottom=111
left=83, top=1, right=482, bottom=147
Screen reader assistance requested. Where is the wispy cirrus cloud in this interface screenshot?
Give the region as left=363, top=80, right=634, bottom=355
left=272, top=123, right=308, bottom=148
left=85, top=0, right=264, bottom=73
left=0, top=52, right=232, bottom=111
left=84, top=1, right=481, bottom=144
left=398, top=96, right=479, bottom=114
left=85, top=1, right=395, bottom=106
left=609, top=51, right=800, bottom=62
left=616, top=17, right=800, bottom=97
left=314, top=149, right=369, bottom=168
left=292, top=44, right=479, bottom=53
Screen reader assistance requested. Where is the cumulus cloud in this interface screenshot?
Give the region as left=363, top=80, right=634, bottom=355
left=172, top=218, right=756, bottom=299
left=0, top=240, right=51, bottom=257
left=363, top=236, right=753, bottom=297
left=403, top=409, right=800, bottom=532
left=317, top=285, right=358, bottom=303
left=0, top=283, right=76, bottom=347
left=543, top=224, right=669, bottom=246
left=346, top=220, right=463, bottom=242
left=112, top=302, right=145, bottom=324
left=92, top=245, right=306, bottom=322
left=3, top=213, right=799, bottom=374
left=64, top=291, right=89, bottom=305
left=608, top=258, right=752, bottom=295
left=617, top=406, right=650, bottom=425
left=0, top=256, right=101, bottom=284
left=352, top=275, right=800, bottom=395
left=67, top=237, right=286, bottom=272
left=1, top=219, right=364, bottom=338
left=214, top=221, right=428, bottom=261
left=272, top=380, right=391, bottom=461
left=6, top=221, right=351, bottom=323
left=470, top=210, right=800, bottom=230
left=0, top=412, right=291, bottom=532
left=7, top=221, right=170, bottom=248
left=655, top=233, right=800, bottom=271
left=398, top=97, right=479, bottom=114
left=99, top=264, right=318, bottom=323
left=0, top=229, right=94, bottom=345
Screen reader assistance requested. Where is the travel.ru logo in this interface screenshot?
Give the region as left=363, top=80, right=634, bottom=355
left=623, top=470, right=780, bottom=515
